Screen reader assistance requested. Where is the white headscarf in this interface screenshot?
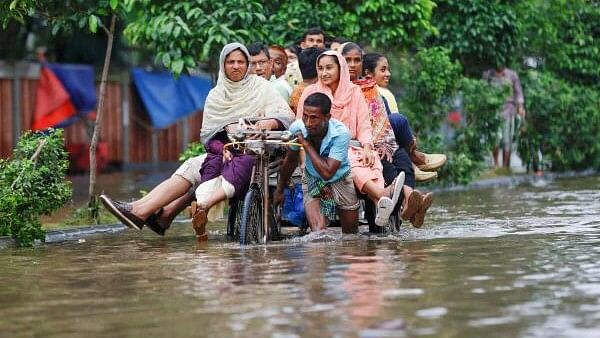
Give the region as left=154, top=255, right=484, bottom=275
left=201, top=42, right=294, bottom=143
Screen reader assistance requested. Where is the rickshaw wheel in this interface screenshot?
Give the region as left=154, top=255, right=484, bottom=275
left=239, top=185, right=264, bottom=245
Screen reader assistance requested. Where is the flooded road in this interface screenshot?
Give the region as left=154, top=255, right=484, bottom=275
left=1, top=175, right=599, bottom=337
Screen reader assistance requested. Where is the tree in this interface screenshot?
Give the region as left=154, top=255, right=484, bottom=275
left=3, top=0, right=130, bottom=220
left=430, top=0, right=521, bottom=76
left=0, top=129, right=72, bottom=247
left=517, top=0, right=600, bottom=86
left=123, top=0, right=437, bottom=75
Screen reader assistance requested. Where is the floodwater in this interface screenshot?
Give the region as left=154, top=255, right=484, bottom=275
left=1, top=175, right=599, bottom=337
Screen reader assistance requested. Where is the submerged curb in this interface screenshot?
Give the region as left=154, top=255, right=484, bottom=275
left=0, top=223, right=127, bottom=249
left=0, top=218, right=193, bottom=249
left=45, top=223, right=128, bottom=243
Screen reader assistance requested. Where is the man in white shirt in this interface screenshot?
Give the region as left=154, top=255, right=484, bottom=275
left=247, top=42, right=291, bottom=102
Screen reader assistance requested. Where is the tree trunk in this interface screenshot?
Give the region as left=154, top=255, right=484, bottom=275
left=88, top=14, right=116, bottom=219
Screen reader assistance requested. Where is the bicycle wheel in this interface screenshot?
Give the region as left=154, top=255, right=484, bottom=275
left=239, top=185, right=264, bottom=245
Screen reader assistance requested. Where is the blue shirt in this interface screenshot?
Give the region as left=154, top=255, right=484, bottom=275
left=288, top=119, right=351, bottom=183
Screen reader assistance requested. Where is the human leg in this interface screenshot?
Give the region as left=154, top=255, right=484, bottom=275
left=383, top=148, right=415, bottom=188
left=361, top=179, right=388, bottom=203
left=339, top=209, right=359, bottom=234
left=331, top=174, right=360, bottom=234
left=499, top=115, right=515, bottom=169
left=100, top=155, right=205, bottom=232
left=301, top=179, right=329, bottom=231
left=388, top=114, right=446, bottom=171
left=155, top=192, right=195, bottom=228
left=305, top=199, right=329, bottom=232
left=411, top=192, right=433, bottom=228
left=387, top=114, right=413, bottom=148
left=131, top=175, right=192, bottom=220
left=353, top=172, right=401, bottom=227
left=192, top=176, right=236, bottom=238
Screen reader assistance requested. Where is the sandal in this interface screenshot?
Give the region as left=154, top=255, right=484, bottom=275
left=100, top=194, right=144, bottom=231
left=145, top=208, right=166, bottom=236
left=417, top=154, right=447, bottom=172
left=400, top=190, right=423, bottom=221
left=389, top=172, right=405, bottom=208
left=375, top=197, right=394, bottom=227
left=411, top=192, right=433, bottom=228
left=191, top=202, right=208, bottom=241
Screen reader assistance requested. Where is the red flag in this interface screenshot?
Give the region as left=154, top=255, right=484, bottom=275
left=32, top=66, right=76, bottom=130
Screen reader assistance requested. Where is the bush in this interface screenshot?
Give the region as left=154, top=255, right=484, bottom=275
left=395, top=47, right=462, bottom=134
left=438, top=78, right=508, bottom=184
left=0, top=129, right=72, bottom=247
left=179, top=141, right=206, bottom=162
left=517, top=0, right=600, bottom=86
left=431, top=0, right=521, bottom=76
left=517, top=70, right=600, bottom=171
left=394, top=48, right=508, bottom=185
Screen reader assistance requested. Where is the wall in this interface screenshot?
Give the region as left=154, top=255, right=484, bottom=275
left=0, top=61, right=203, bottom=166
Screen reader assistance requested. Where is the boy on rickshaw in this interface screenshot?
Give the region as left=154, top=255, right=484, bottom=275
left=274, top=92, right=359, bottom=234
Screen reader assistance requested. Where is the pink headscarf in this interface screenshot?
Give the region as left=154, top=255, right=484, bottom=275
left=297, top=50, right=373, bottom=146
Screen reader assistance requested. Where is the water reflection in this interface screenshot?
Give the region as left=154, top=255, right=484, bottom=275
left=1, top=176, right=600, bottom=337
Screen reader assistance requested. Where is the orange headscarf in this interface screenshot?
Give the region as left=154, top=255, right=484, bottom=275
left=296, top=50, right=373, bottom=146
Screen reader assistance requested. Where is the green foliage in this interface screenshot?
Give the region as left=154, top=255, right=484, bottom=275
left=124, top=0, right=266, bottom=75
left=518, top=0, right=599, bottom=85
left=179, top=142, right=206, bottom=162
left=396, top=47, right=462, bottom=134
left=393, top=48, right=507, bottom=184
left=437, top=78, right=508, bottom=184
left=2, top=0, right=127, bottom=34
left=517, top=70, right=600, bottom=171
left=61, top=203, right=118, bottom=228
left=266, top=0, right=437, bottom=49
left=431, top=0, right=521, bottom=76
left=0, top=130, right=72, bottom=247
left=124, top=0, right=437, bottom=75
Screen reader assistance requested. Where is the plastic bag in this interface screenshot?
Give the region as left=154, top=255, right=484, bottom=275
left=281, top=183, right=306, bottom=227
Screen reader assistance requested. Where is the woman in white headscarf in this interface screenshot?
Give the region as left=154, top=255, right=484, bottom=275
left=100, top=43, right=294, bottom=238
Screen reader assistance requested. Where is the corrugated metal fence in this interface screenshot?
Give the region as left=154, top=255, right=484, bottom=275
left=0, top=61, right=203, bottom=165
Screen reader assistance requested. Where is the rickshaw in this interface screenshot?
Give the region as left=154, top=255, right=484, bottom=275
left=192, top=119, right=403, bottom=245
left=219, top=121, right=304, bottom=245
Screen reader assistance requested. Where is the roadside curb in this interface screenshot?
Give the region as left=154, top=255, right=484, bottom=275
left=431, top=169, right=598, bottom=193
left=0, top=218, right=193, bottom=249
left=0, top=223, right=127, bottom=249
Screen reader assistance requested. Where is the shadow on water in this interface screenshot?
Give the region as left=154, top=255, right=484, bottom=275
left=2, top=175, right=600, bottom=337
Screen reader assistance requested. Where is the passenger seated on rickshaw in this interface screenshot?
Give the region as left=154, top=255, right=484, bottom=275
left=275, top=92, right=359, bottom=233
left=193, top=44, right=294, bottom=240
left=99, top=42, right=294, bottom=237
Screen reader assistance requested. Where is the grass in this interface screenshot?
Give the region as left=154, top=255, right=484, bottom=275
left=42, top=204, right=120, bottom=230
left=476, top=167, right=513, bottom=180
